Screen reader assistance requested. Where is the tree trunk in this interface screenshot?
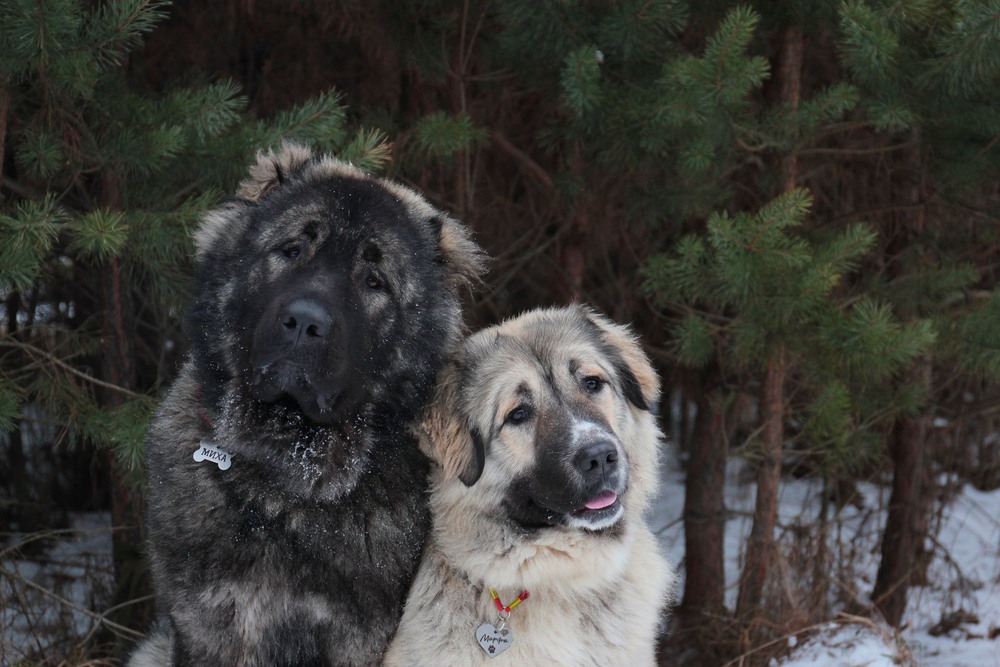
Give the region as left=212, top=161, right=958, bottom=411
left=557, top=143, right=587, bottom=303
left=736, top=346, right=786, bottom=619
left=98, top=171, right=151, bottom=631
left=872, top=128, right=931, bottom=627
left=679, top=383, right=728, bottom=622
left=872, top=358, right=932, bottom=626
left=0, top=78, right=8, bottom=191
left=449, top=30, right=470, bottom=220
left=734, top=24, right=801, bottom=624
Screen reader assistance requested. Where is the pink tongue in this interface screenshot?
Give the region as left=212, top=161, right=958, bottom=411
left=584, top=491, right=618, bottom=510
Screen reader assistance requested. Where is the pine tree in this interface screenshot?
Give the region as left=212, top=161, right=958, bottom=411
left=643, top=187, right=934, bottom=628
left=0, top=0, right=387, bottom=647
left=838, top=0, right=1000, bottom=627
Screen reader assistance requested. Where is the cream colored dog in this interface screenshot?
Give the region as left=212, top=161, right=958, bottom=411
left=384, top=305, right=673, bottom=666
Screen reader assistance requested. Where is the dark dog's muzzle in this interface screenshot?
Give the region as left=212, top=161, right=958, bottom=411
left=250, top=291, right=349, bottom=424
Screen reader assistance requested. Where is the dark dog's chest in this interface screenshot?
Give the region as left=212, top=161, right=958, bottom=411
left=217, top=455, right=431, bottom=593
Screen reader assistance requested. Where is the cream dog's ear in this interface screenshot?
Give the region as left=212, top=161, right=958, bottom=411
left=416, top=362, right=485, bottom=486
left=585, top=309, right=661, bottom=415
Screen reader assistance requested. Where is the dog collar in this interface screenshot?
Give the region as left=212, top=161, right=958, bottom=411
left=194, top=383, right=215, bottom=428
left=476, top=588, right=529, bottom=658
left=192, top=384, right=233, bottom=470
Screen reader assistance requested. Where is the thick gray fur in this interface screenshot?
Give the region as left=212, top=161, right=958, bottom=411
left=130, top=143, right=485, bottom=667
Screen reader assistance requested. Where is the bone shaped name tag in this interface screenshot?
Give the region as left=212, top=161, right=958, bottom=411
left=193, top=441, right=233, bottom=470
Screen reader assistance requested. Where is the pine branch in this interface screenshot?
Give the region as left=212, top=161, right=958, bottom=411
left=0, top=336, right=146, bottom=400
left=85, top=0, right=170, bottom=67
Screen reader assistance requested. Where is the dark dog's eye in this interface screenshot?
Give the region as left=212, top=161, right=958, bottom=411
left=582, top=376, right=604, bottom=393
left=302, top=221, right=320, bottom=241
left=365, top=274, right=383, bottom=290
left=281, top=243, right=302, bottom=260
left=505, top=405, right=532, bottom=426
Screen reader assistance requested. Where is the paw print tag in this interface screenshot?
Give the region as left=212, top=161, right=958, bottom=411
left=476, top=622, right=513, bottom=657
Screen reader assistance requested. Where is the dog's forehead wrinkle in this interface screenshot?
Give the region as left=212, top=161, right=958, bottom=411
left=514, top=382, right=532, bottom=403
left=249, top=205, right=346, bottom=258
left=465, top=336, right=538, bottom=390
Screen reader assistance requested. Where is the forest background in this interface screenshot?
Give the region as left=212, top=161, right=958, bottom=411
left=1, top=1, right=1000, bottom=665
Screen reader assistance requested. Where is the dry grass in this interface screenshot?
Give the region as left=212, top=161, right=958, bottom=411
left=0, top=521, right=146, bottom=666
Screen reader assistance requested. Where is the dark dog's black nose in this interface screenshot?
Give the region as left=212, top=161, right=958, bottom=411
left=574, top=441, right=618, bottom=480
left=279, top=298, right=332, bottom=345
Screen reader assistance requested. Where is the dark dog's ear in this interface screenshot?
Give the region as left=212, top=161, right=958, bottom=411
left=236, top=141, right=315, bottom=202
left=416, top=362, right=486, bottom=486
left=435, top=215, right=489, bottom=295
left=585, top=309, right=661, bottom=413
left=193, top=142, right=315, bottom=259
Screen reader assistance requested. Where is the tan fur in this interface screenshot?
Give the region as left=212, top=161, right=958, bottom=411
left=386, top=306, right=674, bottom=666
left=419, top=366, right=478, bottom=483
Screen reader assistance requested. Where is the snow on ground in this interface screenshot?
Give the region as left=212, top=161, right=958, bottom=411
left=0, top=512, right=115, bottom=662
left=774, top=621, right=905, bottom=667
left=652, top=443, right=1000, bottom=666
left=904, top=483, right=1000, bottom=666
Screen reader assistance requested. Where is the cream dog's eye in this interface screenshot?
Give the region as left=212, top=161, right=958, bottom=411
left=506, top=405, right=532, bottom=426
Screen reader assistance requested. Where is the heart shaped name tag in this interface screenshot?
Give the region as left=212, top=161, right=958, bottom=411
left=476, top=622, right=513, bottom=657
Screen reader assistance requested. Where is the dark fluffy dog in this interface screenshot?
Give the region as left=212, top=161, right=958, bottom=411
left=129, top=143, right=485, bottom=667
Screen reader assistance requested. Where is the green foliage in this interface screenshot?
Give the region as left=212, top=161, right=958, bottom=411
left=0, top=381, right=20, bottom=432
left=801, top=381, right=854, bottom=459
left=69, top=209, right=130, bottom=263
left=701, top=6, right=770, bottom=107
left=644, top=189, right=932, bottom=467
left=674, top=313, right=716, bottom=367
left=820, top=299, right=936, bottom=384
left=839, top=0, right=920, bottom=132
left=645, top=4, right=770, bottom=140
left=340, top=128, right=394, bottom=172
left=636, top=6, right=769, bottom=187
left=560, top=45, right=606, bottom=121
left=942, top=293, right=1000, bottom=381
left=162, top=80, right=247, bottom=143
left=645, top=189, right=873, bottom=346
left=250, top=88, right=349, bottom=151
left=85, top=0, right=171, bottom=68
left=412, top=111, right=488, bottom=162
left=598, top=0, right=688, bottom=61
left=80, top=397, right=156, bottom=476
left=0, top=197, right=68, bottom=290
left=794, top=82, right=861, bottom=138
left=926, top=0, right=1000, bottom=96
